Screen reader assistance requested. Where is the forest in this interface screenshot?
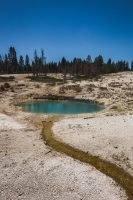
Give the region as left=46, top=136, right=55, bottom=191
left=0, top=47, right=133, bottom=78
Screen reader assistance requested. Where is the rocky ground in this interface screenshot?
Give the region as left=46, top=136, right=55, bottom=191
left=0, top=72, right=133, bottom=200
left=53, top=114, right=133, bottom=176
left=0, top=112, right=127, bottom=200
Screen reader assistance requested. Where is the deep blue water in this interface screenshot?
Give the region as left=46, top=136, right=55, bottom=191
left=21, top=100, right=103, bottom=114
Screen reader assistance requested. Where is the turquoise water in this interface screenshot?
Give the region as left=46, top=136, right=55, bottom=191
left=21, top=100, right=103, bottom=114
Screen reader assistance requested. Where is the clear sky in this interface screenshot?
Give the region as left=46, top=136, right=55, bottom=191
left=0, top=0, right=133, bottom=63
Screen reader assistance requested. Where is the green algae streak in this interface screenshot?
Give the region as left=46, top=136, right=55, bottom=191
left=42, top=116, right=133, bottom=200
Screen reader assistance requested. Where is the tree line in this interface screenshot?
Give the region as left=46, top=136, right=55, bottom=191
left=0, top=47, right=133, bottom=77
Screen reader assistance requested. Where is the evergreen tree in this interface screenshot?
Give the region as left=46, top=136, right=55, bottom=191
left=8, top=47, right=18, bottom=73
left=40, top=49, right=46, bottom=74
left=25, top=54, right=30, bottom=66
left=25, top=54, right=30, bottom=73
left=61, top=57, right=67, bottom=81
left=106, top=58, right=113, bottom=74
left=94, top=55, right=104, bottom=74
left=0, top=55, right=3, bottom=73
left=4, top=54, right=9, bottom=74
left=0, top=46, right=131, bottom=76
left=19, top=56, right=24, bottom=72
left=131, top=61, right=133, bottom=71
left=125, top=62, right=129, bottom=71
left=86, top=55, right=92, bottom=63
left=33, top=50, right=39, bottom=76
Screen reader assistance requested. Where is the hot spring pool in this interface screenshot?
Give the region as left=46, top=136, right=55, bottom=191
left=20, top=100, right=103, bottom=114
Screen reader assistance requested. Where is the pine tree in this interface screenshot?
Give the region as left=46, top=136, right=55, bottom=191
left=25, top=54, right=30, bottom=73
left=40, top=49, right=46, bottom=74
left=19, top=56, right=24, bottom=72
left=32, top=50, right=38, bottom=76
left=4, top=54, right=9, bottom=74
left=86, top=55, right=92, bottom=63
left=61, top=57, right=67, bottom=81
left=8, top=47, right=18, bottom=73
left=131, top=61, right=133, bottom=71
left=0, top=55, right=3, bottom=73
left=94, top=55, right=104, bottom=74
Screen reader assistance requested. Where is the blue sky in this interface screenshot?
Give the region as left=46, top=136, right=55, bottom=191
left=0, top=0, right=133, bottom=63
